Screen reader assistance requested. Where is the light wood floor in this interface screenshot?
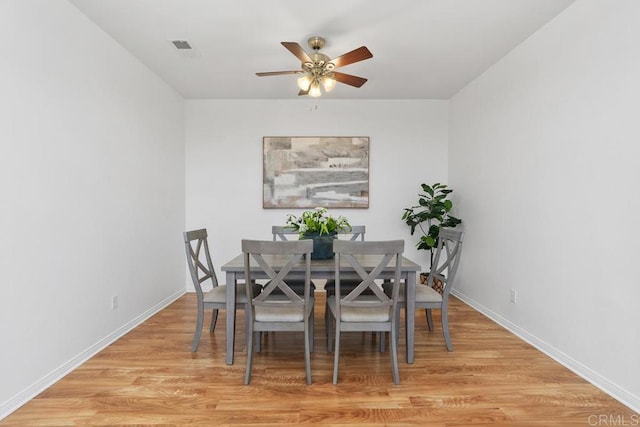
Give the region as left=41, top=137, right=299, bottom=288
left=2, top=293, right=635, bottom=426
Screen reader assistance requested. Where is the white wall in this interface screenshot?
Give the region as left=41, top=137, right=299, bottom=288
left=0, top=1, right=186, bottom=417
left=449, top=0, right=640, bottom=411
left=185, top=99, right=449, bottom=284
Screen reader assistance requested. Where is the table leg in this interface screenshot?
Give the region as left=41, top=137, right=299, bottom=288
left=225, top=271, right=237, bottom=365
left=405, top=271, right=416, bottom=364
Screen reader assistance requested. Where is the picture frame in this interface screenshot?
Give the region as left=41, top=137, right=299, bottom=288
left=263, top=136, right=369, bottom=209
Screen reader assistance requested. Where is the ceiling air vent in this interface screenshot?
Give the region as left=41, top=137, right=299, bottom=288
left=171, top=40, right=192, bottom=50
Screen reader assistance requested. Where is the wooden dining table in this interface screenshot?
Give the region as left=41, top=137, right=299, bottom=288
left=221, top=252, right=421, bottom=365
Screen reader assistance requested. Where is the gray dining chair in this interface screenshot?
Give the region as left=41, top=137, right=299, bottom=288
left=384, top=228, right=463, bottom=351
left=327, top=239, right=404, bottom=384
left=183, top=229, right=262, bottom=352
left=242, top=239, right=314, bottom=385
left=322, top=226, right=370, bottom=342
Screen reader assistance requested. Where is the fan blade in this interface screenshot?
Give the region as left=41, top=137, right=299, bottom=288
left=330, top=46, right=373, bottom=68
left=298, top=89, right=309, bottom=96
left=333, top=71, right=368, bottom=88
left=281, top=42, right=312, bottom=64
left=256, top=71, right=301, bottom=77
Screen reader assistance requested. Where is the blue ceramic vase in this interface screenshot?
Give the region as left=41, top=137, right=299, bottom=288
left=301, top=232, right=337, bottom=260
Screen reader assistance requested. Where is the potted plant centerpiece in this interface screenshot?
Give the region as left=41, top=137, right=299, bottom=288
left=285, top=207, right=351, bottom=259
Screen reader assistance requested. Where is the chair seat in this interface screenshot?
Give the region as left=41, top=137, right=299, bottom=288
left=327, top=295, right=391, bottom=322
left=382, top=282, right=443, bottom=304
left=203, top=282, right=261, bottom=305
left=415, top=284, right=443, bottom=303
left=255, top=295, right=315, bottom=322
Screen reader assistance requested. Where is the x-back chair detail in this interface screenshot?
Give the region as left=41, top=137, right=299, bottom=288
left=242, top=239, right=315, bottom=385
left=327, top=239, right=404, bottom=384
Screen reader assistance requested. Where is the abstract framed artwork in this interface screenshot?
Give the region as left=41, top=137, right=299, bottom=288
left=263, top=136, right=369, bottom=209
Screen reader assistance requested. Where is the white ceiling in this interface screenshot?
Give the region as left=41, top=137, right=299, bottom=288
left=68, top=0, right=575, bottom=100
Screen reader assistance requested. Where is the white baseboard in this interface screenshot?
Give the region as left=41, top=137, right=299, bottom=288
left=0, top=289, right=185, bottom=420
left=451, top=290, right=640, bottom=414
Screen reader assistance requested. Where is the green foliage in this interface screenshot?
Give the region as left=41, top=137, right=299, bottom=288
left=286, top=207, right=352, bottom=238
left=402, top=183, right=462, bottom=261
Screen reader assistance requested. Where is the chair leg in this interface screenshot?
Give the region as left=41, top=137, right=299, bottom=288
left=442, top=305, right=453, bottom=351
left=255, top=331, right=261, bottom=353
left=426, top=308, right=434, bottom=331
left=324, top=290, right=333, bottom=343
left=327, top=307, right=334, bottom=353
left=244, top=323, right=254, bottom=385
left=332, top=327, right=341, bottom=384
left=310, top=306, right=315, bottom=353
left=244, top=305, right=251, bottom=348
left=209, top=309, right=219, bottom=332
left=379, top=331, right=385, bottom=352
left=305, top=318, right=312, bottom=385
left=394, top=305, right=400, bottom=338
left=324, top=306, right=329, bottom=346
left=192, top=303, right=204, bottom=352
left=390, top=325, right=400, bottom=385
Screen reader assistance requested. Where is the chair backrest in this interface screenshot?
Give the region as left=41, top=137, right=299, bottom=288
left=333, top=239, right=404, bottom=317
left=242, top=239, right=313, bottom=306
left=183, top=229, right=219, bottom=301
left=338, top=225, right=366, bottom=241
left=271, top=225, right=299, bottom=241
left=272, top=225, right=365, bottom=241
left=427, top=228, right=464, bottom=297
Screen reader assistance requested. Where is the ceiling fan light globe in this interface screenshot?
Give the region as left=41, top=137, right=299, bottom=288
left=297, top=74, right=312, bottom=91
left=322, top=76, right=336, bottom=92
left=309, top=81, right=322, bottom=97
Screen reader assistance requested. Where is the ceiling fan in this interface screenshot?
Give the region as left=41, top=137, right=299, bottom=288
left=256, top=36, right=373, bottom=97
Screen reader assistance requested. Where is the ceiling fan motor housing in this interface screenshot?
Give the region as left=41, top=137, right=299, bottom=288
left=308, top=36, right=326, bottom=51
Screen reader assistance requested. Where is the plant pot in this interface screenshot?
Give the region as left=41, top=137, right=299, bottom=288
left=301, top=232, right=337, bottom=260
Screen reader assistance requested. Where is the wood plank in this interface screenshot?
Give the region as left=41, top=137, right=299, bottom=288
left=1, top=294, right=635, bottom=426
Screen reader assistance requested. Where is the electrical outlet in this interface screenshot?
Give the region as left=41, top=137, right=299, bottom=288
left=111, top=295, right=118, bottom=310
left=510, top=289, right=517, bottom=304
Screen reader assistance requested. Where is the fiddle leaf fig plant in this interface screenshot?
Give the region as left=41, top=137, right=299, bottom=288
left=402, top=182, right=462, bottom=266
